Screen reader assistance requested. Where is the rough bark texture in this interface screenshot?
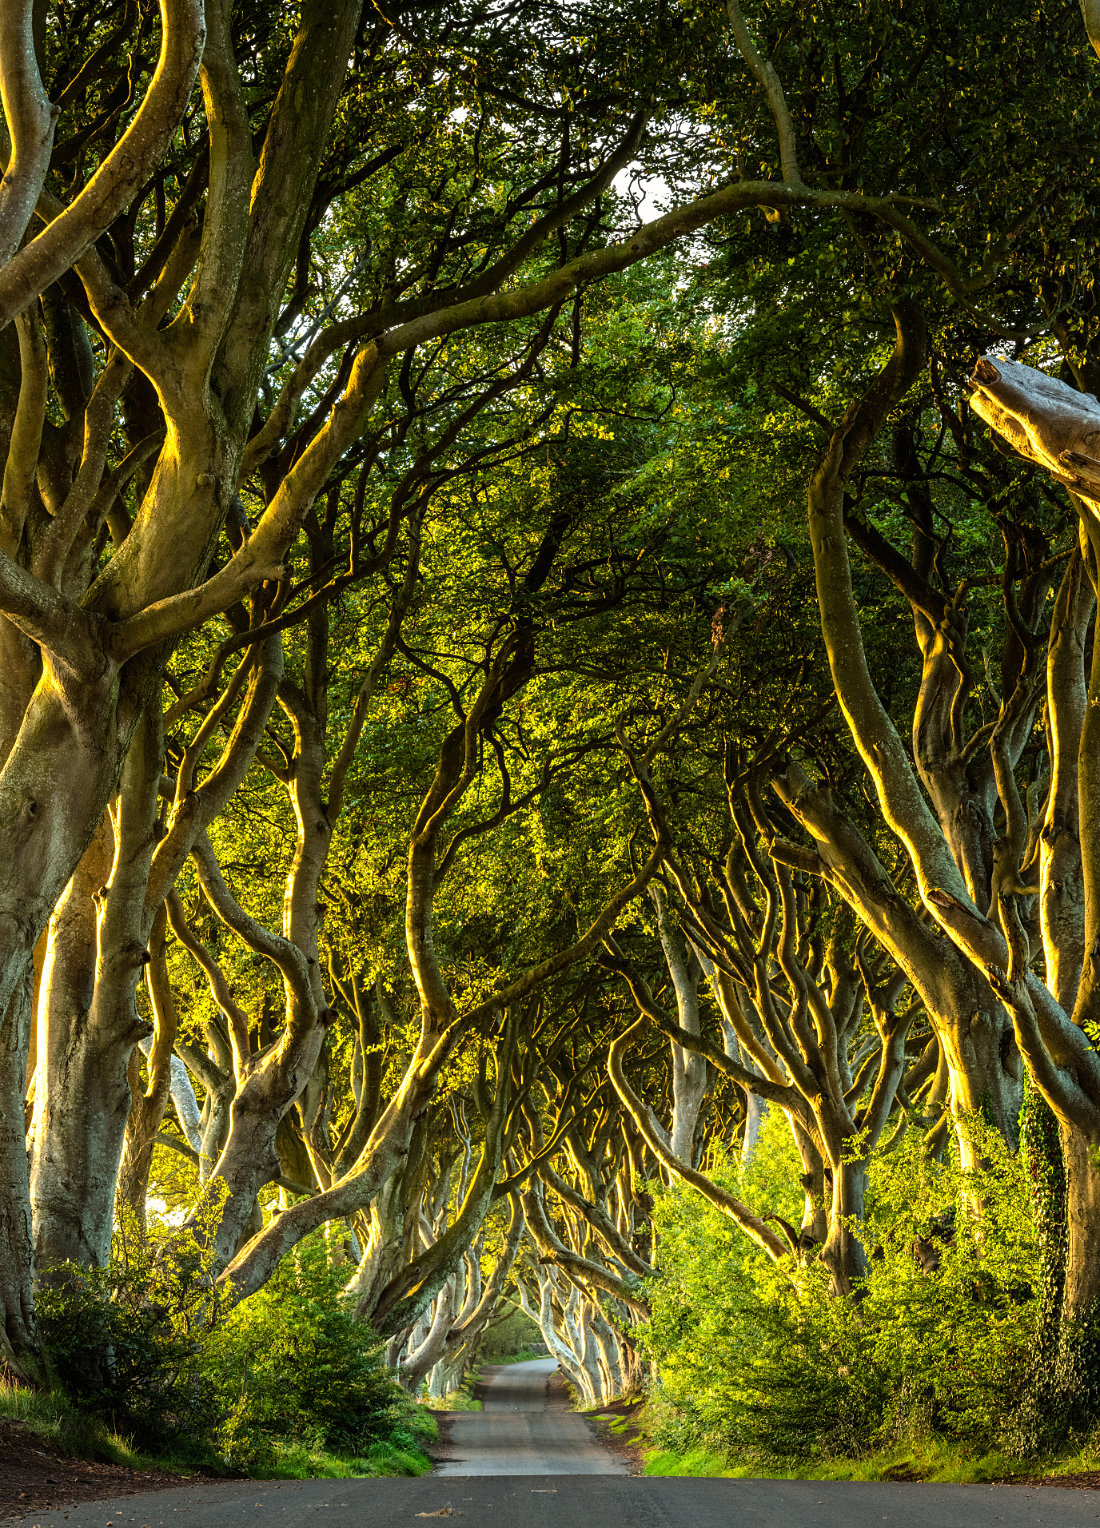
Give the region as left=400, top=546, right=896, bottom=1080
left=0, top=974, right=38, bottom=1379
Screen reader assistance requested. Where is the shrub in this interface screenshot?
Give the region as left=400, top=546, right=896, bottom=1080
left=36, top=1208, right=226, bottom=1456
left=36, top=1210, right=427, bottom=1476
left=641, top=1109, right=1040, bottom=1467
left=204, top=1235, right=412, bottom=1466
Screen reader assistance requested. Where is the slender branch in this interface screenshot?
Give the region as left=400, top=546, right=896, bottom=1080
left=604, top=940, right=795, bottom=1109
left=608, top=1018, right=789, bottom=1260
left=0, top=308, right=47, bottom=551
left=0, top=0, right=57, bottom=266
left=167, top=893, right=251, bottom=1080
left=191, top=833, right=313, bottom=1009
left=170, top=0, right=254, bottom=370
left=0, top=0, right=206, bottom=326
left=725, top=0, right=803, bottom=185
left=461, top=836, right=669, bottom=1031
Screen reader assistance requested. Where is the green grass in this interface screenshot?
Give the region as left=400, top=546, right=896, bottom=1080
left=625, top=1392, right=1086, bottom=1484
left=242, top=1405, right=438, bottom=1478
left=643, top=1448, right=738, bottom=1477
left=0, top=1378, right=203, bottom=1475
left=265, top=1436, right=433, bottom=1479
left=641, top=1434, right=1100, bottom=1484
left=606, top=1410, right=643, bottom=1435
left=0, top=1379, right=435, bottom=1481
left=422, top=1389, right=483, bottom=1413
left=420, top=1366, right=484, bottom=1412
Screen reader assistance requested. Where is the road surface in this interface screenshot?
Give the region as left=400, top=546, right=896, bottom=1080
left=7, top=1358, right=1100, bottom=1526
left=8, top=1473, right=1100, bottom=1527
left=435, top=1356, right=625, bottom=1475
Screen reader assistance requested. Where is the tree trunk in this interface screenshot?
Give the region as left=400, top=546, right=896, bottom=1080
left=29, top=820, right=128, bottom=1270
left=1052, top=1122, right=1100, bottom=1421
left=1010, top=1108, right=1100, bottom=1441
left=820, top=1157, right=869, bottom=1297
left=117, top=910, right=178, bottom=1227
left=1012, top=1090, right=1067, bottom=1450
left=741, top=1087, right=768, bottom=1167
left=939, top=997, right=1023, bottom=1164
left=652, top=887, right=707, bottom=1163
left=0, top=973, right=40, bottom=1380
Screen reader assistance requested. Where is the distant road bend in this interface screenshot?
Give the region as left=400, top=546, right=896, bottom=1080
left=9, top=1359, right=1099, bottom=1526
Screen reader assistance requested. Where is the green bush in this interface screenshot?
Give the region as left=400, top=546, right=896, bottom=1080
left=641, top=1109, right=1040, bottom=1467
left=35, top=1211, right=430, bottom=1477
left=204, top=1235, right=420, bottom=1468
left=36, top=1212, right=225, bottom=1456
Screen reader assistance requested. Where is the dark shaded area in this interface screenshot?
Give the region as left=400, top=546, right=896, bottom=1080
left=0, top=1418, right=200, bottom=1521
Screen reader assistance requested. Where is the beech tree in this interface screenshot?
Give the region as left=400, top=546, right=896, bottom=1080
left=593, top=0, right=1100, bottom=1425
left=4, top=0, right=1100, bottom=1457
left=0, top=0, right=763, bottom=1374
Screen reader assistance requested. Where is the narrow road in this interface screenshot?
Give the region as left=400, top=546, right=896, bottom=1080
left=435, top=1356, right=626, bottom=1476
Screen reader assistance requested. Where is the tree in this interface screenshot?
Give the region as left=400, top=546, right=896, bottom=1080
left=1, top=0, right=988, bottom=1376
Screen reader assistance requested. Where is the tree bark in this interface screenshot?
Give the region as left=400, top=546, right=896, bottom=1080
left=0, top=972, right=39, bottom=1380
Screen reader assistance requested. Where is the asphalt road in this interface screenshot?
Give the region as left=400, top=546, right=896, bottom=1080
left=7, top=1474, right=1100, bottom=1528
left=7, top=1358, right=1100, bottom=1526
left=435, top=1357, right=625, bottom=1476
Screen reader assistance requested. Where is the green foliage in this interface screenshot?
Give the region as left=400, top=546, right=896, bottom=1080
left=261, top=1436, right=434, bottom=1479
left=204, top=1235, right=432, bottom=1471
left=477, top=1307, right=545, bottom=1359
left=422, top=1387, right=482, bottom=1414
left=36, top=1215, right=431, bottom=1478
left=36, top=1206, right=226, bottom=1457
left=642, top=1116, right=1041, bottom=1468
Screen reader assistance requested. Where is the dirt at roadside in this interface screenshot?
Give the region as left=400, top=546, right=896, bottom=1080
left=994, top=1470, right=1100, bottom=1491
left=0, top=1417, right=201, bottom=1520
left=584, top=1396, right=647, bottom=1475
left=424, top=1411, right=457, bottom=1467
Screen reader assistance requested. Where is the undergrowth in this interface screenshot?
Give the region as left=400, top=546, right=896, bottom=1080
left=0, top=1379, right=198, bottom=1475
left=641, top=1436, right=1100, bottom=1484
left=23, top=1214, right=435, bottom=1480
left=641, top=1107, right=1053, bottom=1474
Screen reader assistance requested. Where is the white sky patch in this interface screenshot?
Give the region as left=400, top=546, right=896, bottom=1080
left=613, top=167, right=670, bottom=225
left=144, top=1196, right=189, bottom=1228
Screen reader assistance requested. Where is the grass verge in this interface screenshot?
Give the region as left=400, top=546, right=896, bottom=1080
left=0, top=1379, right=435, bottom=1481
left=420, top=1382, right=482, bottom=1413
left=598, top=1392, right=1096, bottom=1483
left=0, top=1379, right=199, bottom=1474
left=265, top=1434, right=434, bottom=1478
left=639, top=1431, right=1100, bottom=1485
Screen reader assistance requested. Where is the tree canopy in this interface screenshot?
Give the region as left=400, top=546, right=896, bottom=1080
left=2, top=0, right=1100, bottom=1478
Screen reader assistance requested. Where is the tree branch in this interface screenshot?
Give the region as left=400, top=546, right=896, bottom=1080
left=0, top=0, right=206, bottom=327
left=725, top=0, right=803, bottom=185
left=0, top=0, right=57, bottom=266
